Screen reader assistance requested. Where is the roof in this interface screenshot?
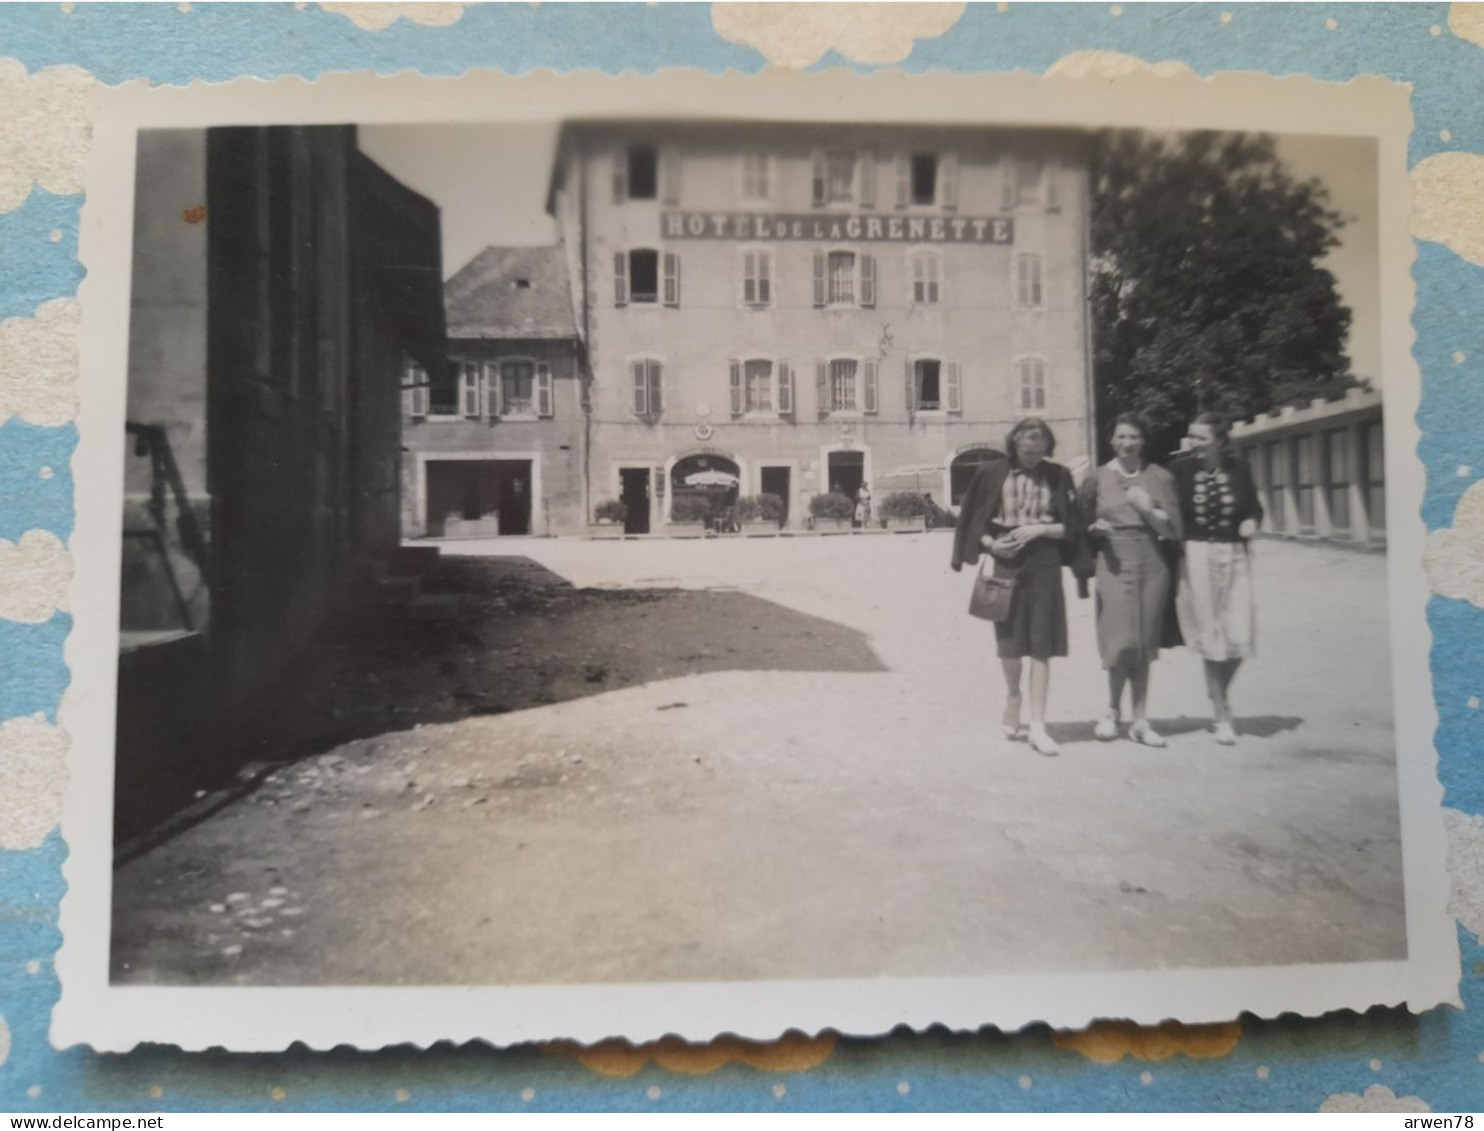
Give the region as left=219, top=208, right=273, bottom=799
left=444, top=245, right=578, bottom=341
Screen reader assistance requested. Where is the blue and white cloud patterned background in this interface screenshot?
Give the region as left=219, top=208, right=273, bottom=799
left=3, top=0, right=1484, bottom=1113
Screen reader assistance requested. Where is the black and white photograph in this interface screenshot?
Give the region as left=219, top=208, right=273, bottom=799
left=57, top=70, right=1453, bottom=1050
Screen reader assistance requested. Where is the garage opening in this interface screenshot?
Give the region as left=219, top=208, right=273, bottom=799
left=425, top=459, right=532, bottom=538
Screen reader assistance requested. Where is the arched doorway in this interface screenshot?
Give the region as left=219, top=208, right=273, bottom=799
left=670, top=452, right=741, bottom=525
left=950, top=445, right=1005, bottom=506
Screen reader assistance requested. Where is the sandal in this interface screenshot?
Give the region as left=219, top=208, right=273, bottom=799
left=1028, top=725, right=1060, bottom=757
left=1128, top=719, right=1167, bottom=748
left=1094, top=710, right=1121, bottom=742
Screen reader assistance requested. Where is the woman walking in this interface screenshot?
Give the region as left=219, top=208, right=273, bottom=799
left=951, top=418, right=1078, bottom=757
left=1172, top=411, right=1263, bottom=745
left=855, top=482, right=873, bottom=529
left=1076, top=413, right=1183, bottom=747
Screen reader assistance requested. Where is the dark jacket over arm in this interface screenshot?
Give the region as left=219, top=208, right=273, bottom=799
left=950, top=458, right=1080, bottom=572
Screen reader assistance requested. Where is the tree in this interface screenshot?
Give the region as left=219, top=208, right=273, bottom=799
left=1089, top=131, right=1355, bottom=460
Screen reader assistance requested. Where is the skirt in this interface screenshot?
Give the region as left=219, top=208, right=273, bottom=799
left=1095, top=528, right=1173, bottom=669
left=993, top=541, right=1068, bottom=661
left=1175, top=540, right=1256, bottom=661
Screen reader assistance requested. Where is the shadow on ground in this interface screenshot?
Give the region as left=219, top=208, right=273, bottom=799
left=1044, top=714, right=1305, bottom=747
left=115, top=555, right=885, bottom=845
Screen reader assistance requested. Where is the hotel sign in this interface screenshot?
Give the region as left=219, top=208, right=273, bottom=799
left=662, top=212, right=1014, bottom=245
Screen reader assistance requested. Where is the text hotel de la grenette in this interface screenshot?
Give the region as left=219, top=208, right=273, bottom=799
left=662, top=211, right=1015, bottom=244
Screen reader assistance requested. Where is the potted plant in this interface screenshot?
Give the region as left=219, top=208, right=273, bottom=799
left=879, top=491, right=929, bottom=533
left=733, top=493, right=783, bottom=535
left=808, top=491, right=855, bottom=533
left=665, top=493, right=710, bottom=538
left=587, top=498, right=628, bottom=539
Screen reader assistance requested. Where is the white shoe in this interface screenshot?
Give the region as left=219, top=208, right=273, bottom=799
left=1213, top=720, right=1237, bottom=746
left=1129, top=719, right=1167, bottom=748
left=1094, top=711, right=1120, bottom=742
left=1028, top=726, right=1060, bottom=757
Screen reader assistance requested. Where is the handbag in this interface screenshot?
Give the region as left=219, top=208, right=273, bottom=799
left=969, top=558, right=1017, bottom=622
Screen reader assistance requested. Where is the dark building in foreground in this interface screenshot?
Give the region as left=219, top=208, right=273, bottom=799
left=117, top=125, right=446, bottom=839
left=401, top=245, right=584, bottom=538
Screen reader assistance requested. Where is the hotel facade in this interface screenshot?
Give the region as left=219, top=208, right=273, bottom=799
left=545, top=119, right=1095, bottom=533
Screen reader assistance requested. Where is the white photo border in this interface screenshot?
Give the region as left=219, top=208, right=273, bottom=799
left=55, top=67, right=1458, bottom=1052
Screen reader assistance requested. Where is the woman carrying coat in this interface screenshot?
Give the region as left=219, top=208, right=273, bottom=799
left=1171, top=411, right=1263, bottom=745
left=951, top=417, right=1079, bottom=757
left=1076, top=413, right=1183, bottom=747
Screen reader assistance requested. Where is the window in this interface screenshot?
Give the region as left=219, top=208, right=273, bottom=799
left=628, top=146, right=657, bottom=200
left=403, top=359, right=429, bottom=419
left=628, top=249, right=659, bottom=303
left=813, top=250, right=876, bottom=307
left=910, top=250, right=941, bottom=305
left=514, top=278, right=531, bottom=289
left=499, top=360, right=535, bottom=417
left=914, top=359, right=941, bottom=410
left=911, top=154, right=937, bottom=205
left=741, top=359, right=773, bottom=413
left=828, top=251, right=855, bottom=304
left=460, top=360, right=482, bottom=419
left=1015, top=253, right=1044, bottom=307
left=826, top=151, right=855, bottom=202
left=829, top=358, right=858, bottom=412
left=1325, top=428, right=1350, bottom=533
left=742, top=249, right=772, bottom=307
left=1016, top=157, right=1043, bottom=205
left=631, top=359, right=663, bottom=419
left=1017, top=357, right=1046, bottom=411
left=741, top=151, right=769, bottom=201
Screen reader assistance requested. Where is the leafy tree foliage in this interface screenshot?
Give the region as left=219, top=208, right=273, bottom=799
left=1089, top=131, right=1355, bottom=459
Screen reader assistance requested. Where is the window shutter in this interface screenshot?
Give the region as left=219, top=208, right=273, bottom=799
left=660, top=147, right=681, bottom=205
left=863, top=359, right=878, bottom=414
left=816, top=361, right=828, bottom=416
left=858, top=148, right=875, bottom=208
left=905, top=358, right=916, bottom=412
left=778, top=363, right=793, bottom=415
left=860, top=254, right=876, bottom=308
left=811, top=150, right=826, bottom=207
left=946, top=360, right=962, bottom=414
left=1000, top=157, right=1015, bottom=211
left=1044, top=160, right=1061, bottom=211
left=812, top=251, right=826, bottom=307
left=614, top=251, right=628, bottom=306
left=729, top=359, right=742, bottom=417
left=941, top=151, right=958, bottom=211
left=536, top=362, right=553, bottom=417
left=741, top=251, right=754, bottom=306
left=612, top=148, right=628, bottom=203
left=663, top=252, right=680, bottom=307
left=485, top=362, right=500, bottom=418
left=632, top=361, right=647, bottom=416
left=649, top=362, right=664, bottom=417
left=895, top=153, right=910, bottom=209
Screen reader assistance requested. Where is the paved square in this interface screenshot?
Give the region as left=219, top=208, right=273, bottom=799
left=112, top=534, right=1404, bottom=985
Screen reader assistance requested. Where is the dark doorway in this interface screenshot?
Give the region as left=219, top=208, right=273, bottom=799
left=493, top=460, right=532, bottom=535
left=827, top=450, right=864, bottom=501
left=620, top=468, right=651, bottom=534
left=760, top=466, right=791, bottom=526
left=950, top=447, right=1005, bottom=506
